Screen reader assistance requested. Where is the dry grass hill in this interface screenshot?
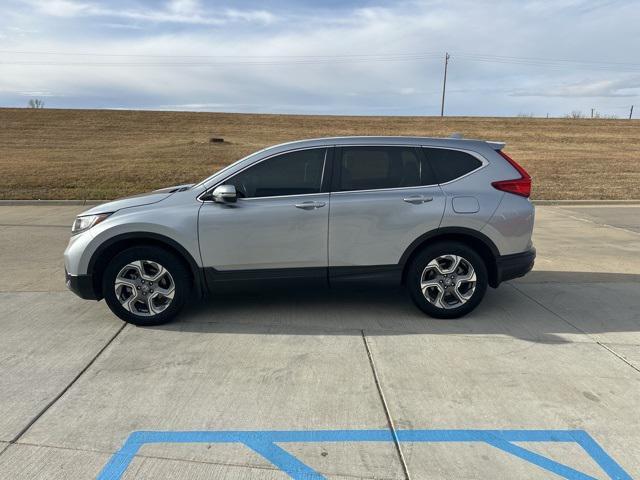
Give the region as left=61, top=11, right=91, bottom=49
left=1, top=108, right=638, bottom=199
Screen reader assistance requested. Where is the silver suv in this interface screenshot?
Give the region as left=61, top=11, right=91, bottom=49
left=65, top=137, right=535, bottom=325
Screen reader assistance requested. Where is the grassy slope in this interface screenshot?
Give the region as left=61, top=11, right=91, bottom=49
left=1, top=108, right=639, bottom=199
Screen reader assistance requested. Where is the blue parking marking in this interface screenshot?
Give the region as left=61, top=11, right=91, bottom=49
left=97, top=429, right=633, bottom=480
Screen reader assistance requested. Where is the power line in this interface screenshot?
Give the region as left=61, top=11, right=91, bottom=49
left=2, top=58, right=639, bottom=72
left=0, top=49, right=444, bottom=61
left=1, top=50, right=640, bottom=74
left=455, top=52, right=640, bottom=67
left=0, top=52, right=444, bottom=67
left=0, top=49, right=445, bottom=59
left=456, top=56, right=640, bottom=72
left=1, top=49, right=639, bottom=68
left=0, top=58, right=442, bottom=67
left=1, top=49, right=638, bottom=66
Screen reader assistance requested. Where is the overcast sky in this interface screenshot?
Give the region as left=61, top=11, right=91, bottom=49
left=1, top=0, right=639, bottom=116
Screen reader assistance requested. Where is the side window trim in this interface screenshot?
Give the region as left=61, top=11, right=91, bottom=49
left=198, top=144, right=490, bottom=201
left=330, top=146, right=343, bottom=193
left=320, top=146, right=334, bottom=194
left=414, top=146, right=438, bottom=188
left=199, top=146, right=331, bottom=201
left=421, top=146, right=489, bottom=186
left=331, top=145, right=439, bottom=194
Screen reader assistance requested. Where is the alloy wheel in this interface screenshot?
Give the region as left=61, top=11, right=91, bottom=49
left=420, top=254, right=477, bottom=309
left=114, top=260, right=175, bottom=316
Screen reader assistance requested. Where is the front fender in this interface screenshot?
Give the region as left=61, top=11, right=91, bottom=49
left=65, top=201, right=201, bottom=276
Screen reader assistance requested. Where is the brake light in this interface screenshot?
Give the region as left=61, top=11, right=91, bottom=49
left=492, top=150, right=532, bottom=198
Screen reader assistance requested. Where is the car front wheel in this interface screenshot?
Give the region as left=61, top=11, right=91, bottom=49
left=407, top=242, right=488, bottom=319
left=102, top=246, right=190, bottom=326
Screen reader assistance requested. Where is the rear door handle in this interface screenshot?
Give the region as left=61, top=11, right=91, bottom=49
left=295, top=201, right=326, bottom=210
left=403, top=195, right=433, bottom=204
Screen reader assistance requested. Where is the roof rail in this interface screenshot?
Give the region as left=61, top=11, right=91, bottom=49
left=450, top=132, right=463, bottom=139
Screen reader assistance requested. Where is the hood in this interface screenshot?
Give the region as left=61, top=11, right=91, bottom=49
left=79, top=184, right=193, bottom=216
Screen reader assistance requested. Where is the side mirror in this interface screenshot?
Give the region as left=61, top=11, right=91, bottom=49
left=212, top=184, right=237, bottom=203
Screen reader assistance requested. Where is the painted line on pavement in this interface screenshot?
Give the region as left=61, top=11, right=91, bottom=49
left=97, top=429, right=632, bottom=480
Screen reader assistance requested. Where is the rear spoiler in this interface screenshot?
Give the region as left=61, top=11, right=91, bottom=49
left=449, top=134, right=505, bottom=150
left=486, top=141, right=506, bottom=150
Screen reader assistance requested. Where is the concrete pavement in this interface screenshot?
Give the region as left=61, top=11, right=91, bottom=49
left=0, top=204, right=638, bottom=479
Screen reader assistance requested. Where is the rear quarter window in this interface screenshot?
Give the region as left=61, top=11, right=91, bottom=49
left=423, top=148, right=482, bottom=184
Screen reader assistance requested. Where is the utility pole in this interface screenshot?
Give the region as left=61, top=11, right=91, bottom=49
left=630, top=105, right=634, bottom=120
left=440, top=52, right=450, bottom=117
left=591, top=108, right=594, bottom=119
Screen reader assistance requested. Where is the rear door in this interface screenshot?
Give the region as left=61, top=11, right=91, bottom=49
left=328, top=145, right=446, bottom=271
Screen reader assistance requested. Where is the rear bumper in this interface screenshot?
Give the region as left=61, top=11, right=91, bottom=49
left=494, top=247, right=536, bottom=286
left=65, top=269, right=99, bottom=300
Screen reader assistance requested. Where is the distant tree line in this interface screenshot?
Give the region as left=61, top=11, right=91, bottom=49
left=27, top=98, right=45, bottom=108
left=516, top=110, right=630, bottom=119
left=565, top=110, right=619, bottom=119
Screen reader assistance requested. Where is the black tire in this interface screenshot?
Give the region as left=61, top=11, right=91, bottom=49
left=102, top=246, right=191, bottom=326
left=406, top=242, right=488, bottom=319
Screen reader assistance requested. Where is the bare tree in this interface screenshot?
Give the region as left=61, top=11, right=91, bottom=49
left=565, top=110, right=619, bottom=119
left=28, top=98, right=45, bottom=109
left=565, top=110, right=584, bottom=119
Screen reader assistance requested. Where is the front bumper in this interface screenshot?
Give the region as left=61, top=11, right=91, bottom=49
left=65, top=269, right=99, bottom=300
left=494, top=247, right=536, bottom=285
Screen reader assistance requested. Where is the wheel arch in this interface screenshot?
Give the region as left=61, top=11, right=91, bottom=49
left=400, top=227, right=500, bottom=287
left=87, top=232, right=204, bottom=300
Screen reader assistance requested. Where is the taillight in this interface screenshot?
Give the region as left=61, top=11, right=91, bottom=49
left=492, top=150, right=532, bottom=198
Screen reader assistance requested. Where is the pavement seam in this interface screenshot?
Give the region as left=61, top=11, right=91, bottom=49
left=0, top=443, right=10, bottom=457
left=510, top=283, right=640, bottom=375
left=361, top=330, right=412, bottom=480
left=12, top=441, right=284, bottom=474
left=9, top=440, right=398, bottom=480
left=0, top=322, right=128, bottom=456
left=596, top=343, right=640, bottom=374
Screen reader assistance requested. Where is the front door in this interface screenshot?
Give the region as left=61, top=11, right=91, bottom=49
left=198, top=147, right=330, bottom=279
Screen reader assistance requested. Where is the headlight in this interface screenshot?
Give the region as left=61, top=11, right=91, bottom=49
left=71, top=213, right=112, bottom=235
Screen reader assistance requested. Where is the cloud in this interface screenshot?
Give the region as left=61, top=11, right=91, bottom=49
left=166, top=0, right=200, bottom=16
left=0, top=0, right=638, bottom=116
left=29, top=0, right=92, bottom=17
left=17, top=90, right=55, bottom=96
left=21, top=0, right=277, bottom=26
left=512, top=77, right=640, bottom=98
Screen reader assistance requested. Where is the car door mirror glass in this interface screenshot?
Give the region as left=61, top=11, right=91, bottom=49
left=212, top=184, right=237, bottom=203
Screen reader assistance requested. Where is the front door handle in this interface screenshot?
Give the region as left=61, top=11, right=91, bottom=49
left=295, top=201, right=326, bottom=210
left=403, top=195, right=433, bottom=204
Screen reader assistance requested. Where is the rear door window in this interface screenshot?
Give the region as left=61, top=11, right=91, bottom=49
left=337, top=146, right=436, bottom=191
left=423, top=148, right=482, bottom=184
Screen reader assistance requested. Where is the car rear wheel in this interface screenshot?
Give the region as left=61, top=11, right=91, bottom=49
left=103, top=246, right=190, bottom=326
left=407, top=242, right=488, bottom=319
